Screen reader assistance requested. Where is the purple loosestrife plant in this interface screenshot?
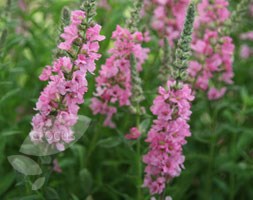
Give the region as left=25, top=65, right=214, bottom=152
left=30, top=1, right=105, bottom=152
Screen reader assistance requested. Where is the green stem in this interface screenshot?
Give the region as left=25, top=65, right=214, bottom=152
left=206, top=102, right=217, bottom=199
left=136, top=105, right=142, bottom=200
left=86, top=130, right=100, bottom=167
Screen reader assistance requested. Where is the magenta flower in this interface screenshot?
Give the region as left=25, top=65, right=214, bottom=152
left=143, top=80, right=194, bottom=195
left=30, top=10, right=105, bottom=151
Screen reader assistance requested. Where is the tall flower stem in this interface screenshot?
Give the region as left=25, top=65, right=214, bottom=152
left=205, top=102, right=217, bottom=197
left=135, top=105, right=142, bottom=200
left=127, top=0, right=145, bottom=199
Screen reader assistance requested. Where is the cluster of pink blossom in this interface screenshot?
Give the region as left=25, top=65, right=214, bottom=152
left=90, top=25, right=149, bottom=128
left=188, top=0, right=235, bottom=100
left=143, top=80, right=194, bottom=195
left=144, top=0, right=190, bottom=46
left=30, top=10, right=105, bottom=151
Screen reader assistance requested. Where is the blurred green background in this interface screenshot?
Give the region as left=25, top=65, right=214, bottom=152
left=0, top=0, right=253, bottom=199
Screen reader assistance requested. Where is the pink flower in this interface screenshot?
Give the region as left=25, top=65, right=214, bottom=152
left=208, top=87, right=226, bottom=100
left=145, top=0, right=190, bottom=46
left=53, top=57, right=73, bottom=73
left=125, top=127, right=141, bottom=140
left=39, top=66, right=52, bottom=81
left=58, top=24, right=79, bottom=51
left=98, top=0, right=111, bottom=10
left=53, top=159, right=62, bottom=173
left=143, top=80, right=194, bottom=195
left=189, top=0, right=234, bottom=100
left=90, top=25, right=149, bottom=127
left=240, top=45, right=252, bottom=59
left=86, top=24, right=105, bottom=42
left=30, top=10, right=105, bottom=151
left=71, top=10, right=85, bottom=25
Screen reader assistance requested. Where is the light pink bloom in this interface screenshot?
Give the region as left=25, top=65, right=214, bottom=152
left=125, top=127, right=141, bottom=140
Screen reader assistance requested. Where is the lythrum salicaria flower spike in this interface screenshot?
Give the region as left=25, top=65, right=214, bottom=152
left=90, top=25, right=149, bottom=127
left=144, top=0, right=190, bottom=47
left=127, top=0, right=146, bottom=110
left=143, top=3, right=196, bottom=195
left=90, top=0, right=149, bottom=126
left=158, top=38, right=172, bottom=85
left=30, top=5, right=105, bottom=151
left=54, top=7, right=71, bottom=58
left=173, top=3, right=195, bottom=83
left=188, top=0, right=235, bottom=100
left=221, top=0, right=251, bottom=35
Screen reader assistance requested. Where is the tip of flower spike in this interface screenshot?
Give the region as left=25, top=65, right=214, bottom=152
left=61, top=7, right=71, bottom=25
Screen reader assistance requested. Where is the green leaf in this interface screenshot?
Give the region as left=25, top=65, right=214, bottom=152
left=45, top=187, right=60, bottom=200
left=97, top=137, right=121, bottom=148
left=0, top=88, right=20, bottom=105
left=79, top=168, right=93, bottom=194
left=0, top=172, right=15, bottom=196
left=1, top=130, right=21, bottom=137
left=32, top=177, right=46, bottom=191
left=71, top=194, right=80, bottom=200
left=8, top=155, right=42, bottom=176
left=19, top=195, right=42, bottom=200
left=139, top=118, right=151, bottom=134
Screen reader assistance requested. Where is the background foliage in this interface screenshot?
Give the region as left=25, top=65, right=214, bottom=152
left=0, top=0, right=253, bottom=199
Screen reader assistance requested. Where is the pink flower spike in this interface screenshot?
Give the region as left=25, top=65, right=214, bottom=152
left=30, top=9, right=105, bottom=152
left=143, top=81, right=194, bottom=195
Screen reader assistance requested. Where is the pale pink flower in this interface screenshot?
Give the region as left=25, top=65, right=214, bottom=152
left=125, top=127, right=141, bottom=140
